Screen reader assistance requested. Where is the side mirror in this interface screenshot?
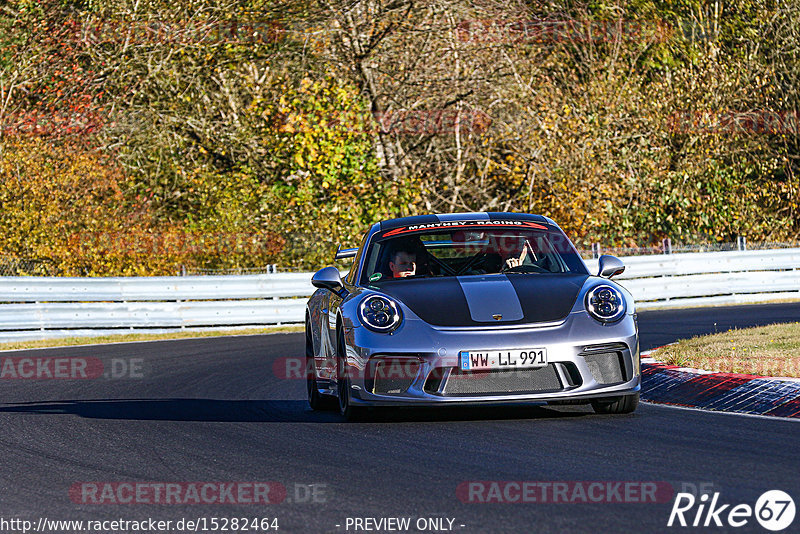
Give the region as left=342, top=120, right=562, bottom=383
left=312, top=266, right=345, bottom=293
left=597, top=255, right=625, bottom=278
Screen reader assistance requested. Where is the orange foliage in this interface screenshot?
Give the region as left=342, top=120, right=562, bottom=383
left=0, top=138, right=283, bottom=275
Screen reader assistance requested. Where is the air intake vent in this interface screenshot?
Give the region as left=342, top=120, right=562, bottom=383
left=583, top=352, right=625, bottom=385
left=372, top=359, right=420, bottom=395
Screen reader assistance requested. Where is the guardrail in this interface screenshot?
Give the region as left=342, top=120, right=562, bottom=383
left=0, top=248, right=798, bottom=342
left=585, top=247, right=800, bottom=307
left=0, top=274, right=312, bottom=343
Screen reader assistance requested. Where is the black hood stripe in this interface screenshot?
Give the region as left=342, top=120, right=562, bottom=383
left=376, top=274, right=588, bottom=327
left=506, top=274, right=588, bottom=323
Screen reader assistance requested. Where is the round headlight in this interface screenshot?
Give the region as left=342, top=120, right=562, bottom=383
left=585, top=285, right=626, bottom=323
left=359, top=295, right=403, bottom=333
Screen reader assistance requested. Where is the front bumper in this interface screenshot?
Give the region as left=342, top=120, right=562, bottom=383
left=341, top=310, right=640, bottom=407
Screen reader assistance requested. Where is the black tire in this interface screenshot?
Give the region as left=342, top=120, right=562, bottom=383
left=306, top=321, right=336, bottom=411
left=591, top=392, right=639, bottom=414
left=336, top=329, right=368, bottom=422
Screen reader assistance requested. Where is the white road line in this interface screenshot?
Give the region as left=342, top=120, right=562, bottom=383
left=641, top=400, right=800, bottom=422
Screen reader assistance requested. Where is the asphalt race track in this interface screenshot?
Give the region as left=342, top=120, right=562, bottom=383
left=1, top=302, right=799, bottom=533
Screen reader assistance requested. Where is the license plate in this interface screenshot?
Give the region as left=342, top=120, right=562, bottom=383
left=459, top=348, right=547, bottom=371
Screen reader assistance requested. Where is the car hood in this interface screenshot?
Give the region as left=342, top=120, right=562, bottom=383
left=376, top=273, right=588, bottom=327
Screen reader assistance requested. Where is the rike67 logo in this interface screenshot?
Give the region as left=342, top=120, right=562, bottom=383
left=668, top=490, right=795, bottom=531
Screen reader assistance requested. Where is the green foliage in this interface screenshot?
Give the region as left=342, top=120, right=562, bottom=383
left=251, top=76, right=412, bottom=268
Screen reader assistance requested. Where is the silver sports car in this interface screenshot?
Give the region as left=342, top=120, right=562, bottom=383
left=305, top=212, right=639, bottom=420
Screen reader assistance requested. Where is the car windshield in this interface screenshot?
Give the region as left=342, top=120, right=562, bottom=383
left=360, top=224, right=588, bottom=284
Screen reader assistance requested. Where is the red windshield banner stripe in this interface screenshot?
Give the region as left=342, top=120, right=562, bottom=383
left=381, top=221, right=548, bottom=238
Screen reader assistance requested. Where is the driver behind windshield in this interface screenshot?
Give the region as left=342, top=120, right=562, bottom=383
left=463, top=233, right=534, bottom=274
left=497, top=235, right=533, bottom=270
left=389, top=248, right=417, bottom=278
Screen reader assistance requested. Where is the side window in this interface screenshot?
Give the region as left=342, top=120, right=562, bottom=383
left=359, top=242, right=383, bottom=285
left=345, top=231, right=370, bottom=285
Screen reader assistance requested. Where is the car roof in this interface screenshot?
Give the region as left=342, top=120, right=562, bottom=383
left=378, top=212, right=553, bottom=231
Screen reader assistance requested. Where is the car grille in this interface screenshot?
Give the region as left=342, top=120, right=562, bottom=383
left=439, top=365, right=563, bottom=396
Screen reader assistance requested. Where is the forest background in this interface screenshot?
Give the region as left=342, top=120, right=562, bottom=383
left=1, top=0, right=798, bottom=275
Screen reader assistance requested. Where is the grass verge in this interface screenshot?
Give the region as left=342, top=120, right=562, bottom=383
left=654, top=322, right=800, bottom=378
left=0, top=326, right=304, bottom=352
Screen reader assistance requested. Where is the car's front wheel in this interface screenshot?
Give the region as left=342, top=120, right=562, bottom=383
left=591, top=392, right=639, bottom=414
left=306, top=321, right=336, bottom=411
left=336, top=329, right=367, bottom=422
